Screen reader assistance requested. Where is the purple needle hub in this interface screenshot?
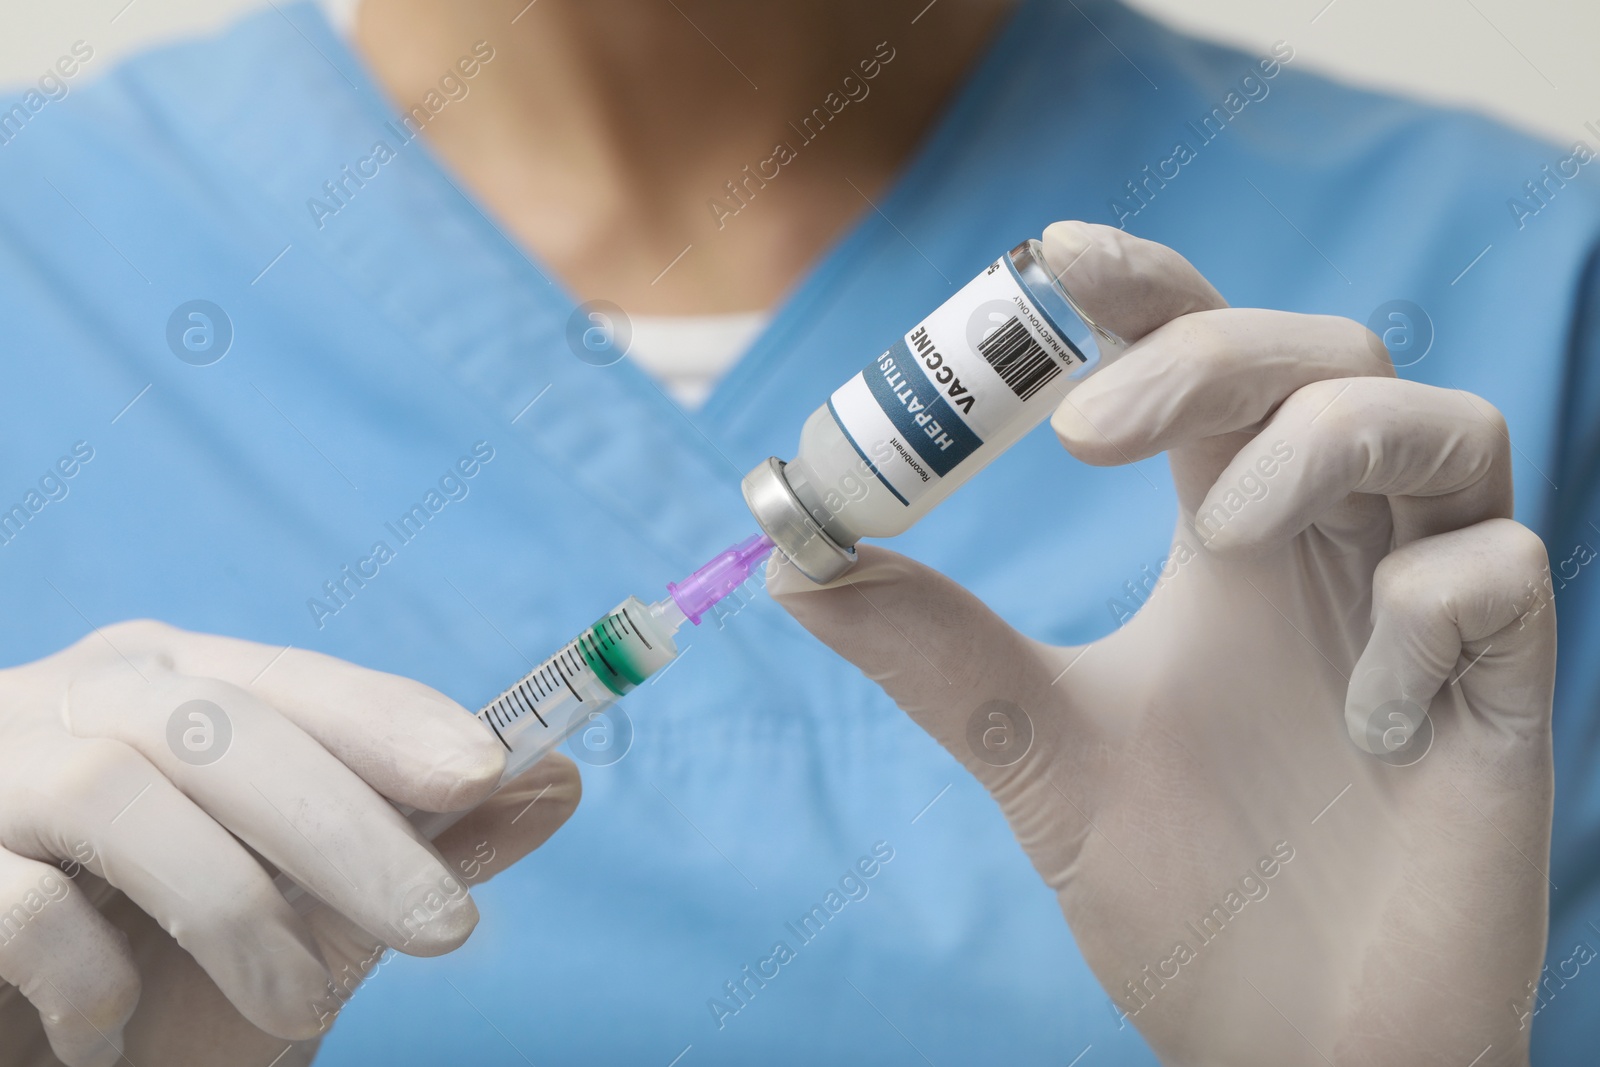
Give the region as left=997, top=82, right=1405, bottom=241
left=667, top=533, right=776, bottom=625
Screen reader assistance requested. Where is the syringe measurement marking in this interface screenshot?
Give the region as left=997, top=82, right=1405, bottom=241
left=500, top=689, right=525, bottom=725
left=507, top=682, right=542, bottom=727
left=479, top=704, right=512, bottom=751
left=621, top=607, right=652, bottom=650
left=513, top=683, right=549, bottom=727
left=580, top=632, right=622, bottom=686
left=551, top=650, right=584, bottom=703
left=564, top=649, right=588, bottom=688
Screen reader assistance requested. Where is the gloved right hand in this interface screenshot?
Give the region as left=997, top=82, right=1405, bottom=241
left=0, top=620, right=581, bottom=1067
left=774, top=223, right=1556, bottom=1066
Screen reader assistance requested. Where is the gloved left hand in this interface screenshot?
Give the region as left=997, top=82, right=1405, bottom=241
left=773, top=222, right=1556, bottom=1066
left=0, top=627, right=581, bottom=1067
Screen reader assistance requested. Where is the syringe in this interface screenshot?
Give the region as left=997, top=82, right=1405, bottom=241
left=411, top=531, right=774, bottom=834
left=277, top=533, right=774, bottom=906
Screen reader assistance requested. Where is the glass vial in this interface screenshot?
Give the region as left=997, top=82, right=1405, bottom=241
left=743, top=238, right=1124, bottom=582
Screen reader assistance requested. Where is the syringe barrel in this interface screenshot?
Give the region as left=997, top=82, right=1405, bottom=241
left=275, top=597, right=679, bottom=910
left=478, top=595, right=678, bottom=782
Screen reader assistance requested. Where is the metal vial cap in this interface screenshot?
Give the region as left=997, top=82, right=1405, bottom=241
left=741, top=457, right=858, bottom=584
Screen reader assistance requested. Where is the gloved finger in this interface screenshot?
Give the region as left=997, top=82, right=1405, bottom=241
left=296, top=756, right=583, bottom=1029
left=1049, top=308, right=1389, bottom=469
left=1336, top=519, right=1553, bottom=1059
left=133, top=622, right=506, bottom=813
left=0, top=846, right=139, bottom=1067
left=1195, top=379, right=1511, bottom=554
left=340, top=756, right=583, bottom=958
left=87, top=880, right=329, bottom=1062
left=0, top=734, right=332, bottom=1041
left=768, top=549, right=1072, bottom=789
left=1041, top=221, right=1227, bottom=342
left=1041, top=224, right=1395, bottom=508
left=432, top=754, right=582, bottom=889
left=1344, top=518, right=1553, bottom=754
left=62, top=670, right=480, bottom=959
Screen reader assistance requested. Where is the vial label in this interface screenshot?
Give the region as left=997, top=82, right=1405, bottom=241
left=826, top=255, right=1085, bottom=507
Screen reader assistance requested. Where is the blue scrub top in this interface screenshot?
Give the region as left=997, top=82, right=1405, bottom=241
left=2, top=2, right=1598, bottom=1063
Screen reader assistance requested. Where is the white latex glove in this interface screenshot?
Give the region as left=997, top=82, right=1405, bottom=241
left=774, top=222, right=1555, bottom=1066
left=0, top=620, right=580, bottom=1067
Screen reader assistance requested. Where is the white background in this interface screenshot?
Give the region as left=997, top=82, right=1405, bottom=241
left=0, top=0, right=1594, bottom=145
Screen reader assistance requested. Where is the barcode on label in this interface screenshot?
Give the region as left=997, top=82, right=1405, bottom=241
left=977, top=318, right=1061, bottom=402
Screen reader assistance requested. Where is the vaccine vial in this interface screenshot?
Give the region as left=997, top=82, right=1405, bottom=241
left=743, top=238, right=1124, bottom=583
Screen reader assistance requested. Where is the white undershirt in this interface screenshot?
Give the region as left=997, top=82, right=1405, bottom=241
left=626, top=311, right=770, bottom=409
left=320, top=0, right=359, bottom=31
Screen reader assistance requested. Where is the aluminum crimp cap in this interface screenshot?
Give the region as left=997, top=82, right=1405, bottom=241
left=741, top=457, right=857, bottom=584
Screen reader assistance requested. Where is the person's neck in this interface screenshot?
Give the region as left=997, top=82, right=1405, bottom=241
left=352, top=0, right=1017, bottom=313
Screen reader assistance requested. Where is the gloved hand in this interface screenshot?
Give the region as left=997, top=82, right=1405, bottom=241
left=773, top=222, right=1555, bottom=1066
left=0, top=620, right=581, bottom=1067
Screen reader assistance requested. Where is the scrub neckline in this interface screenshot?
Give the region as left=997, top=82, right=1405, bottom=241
left=304, top=0, right=1063, bottom=429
